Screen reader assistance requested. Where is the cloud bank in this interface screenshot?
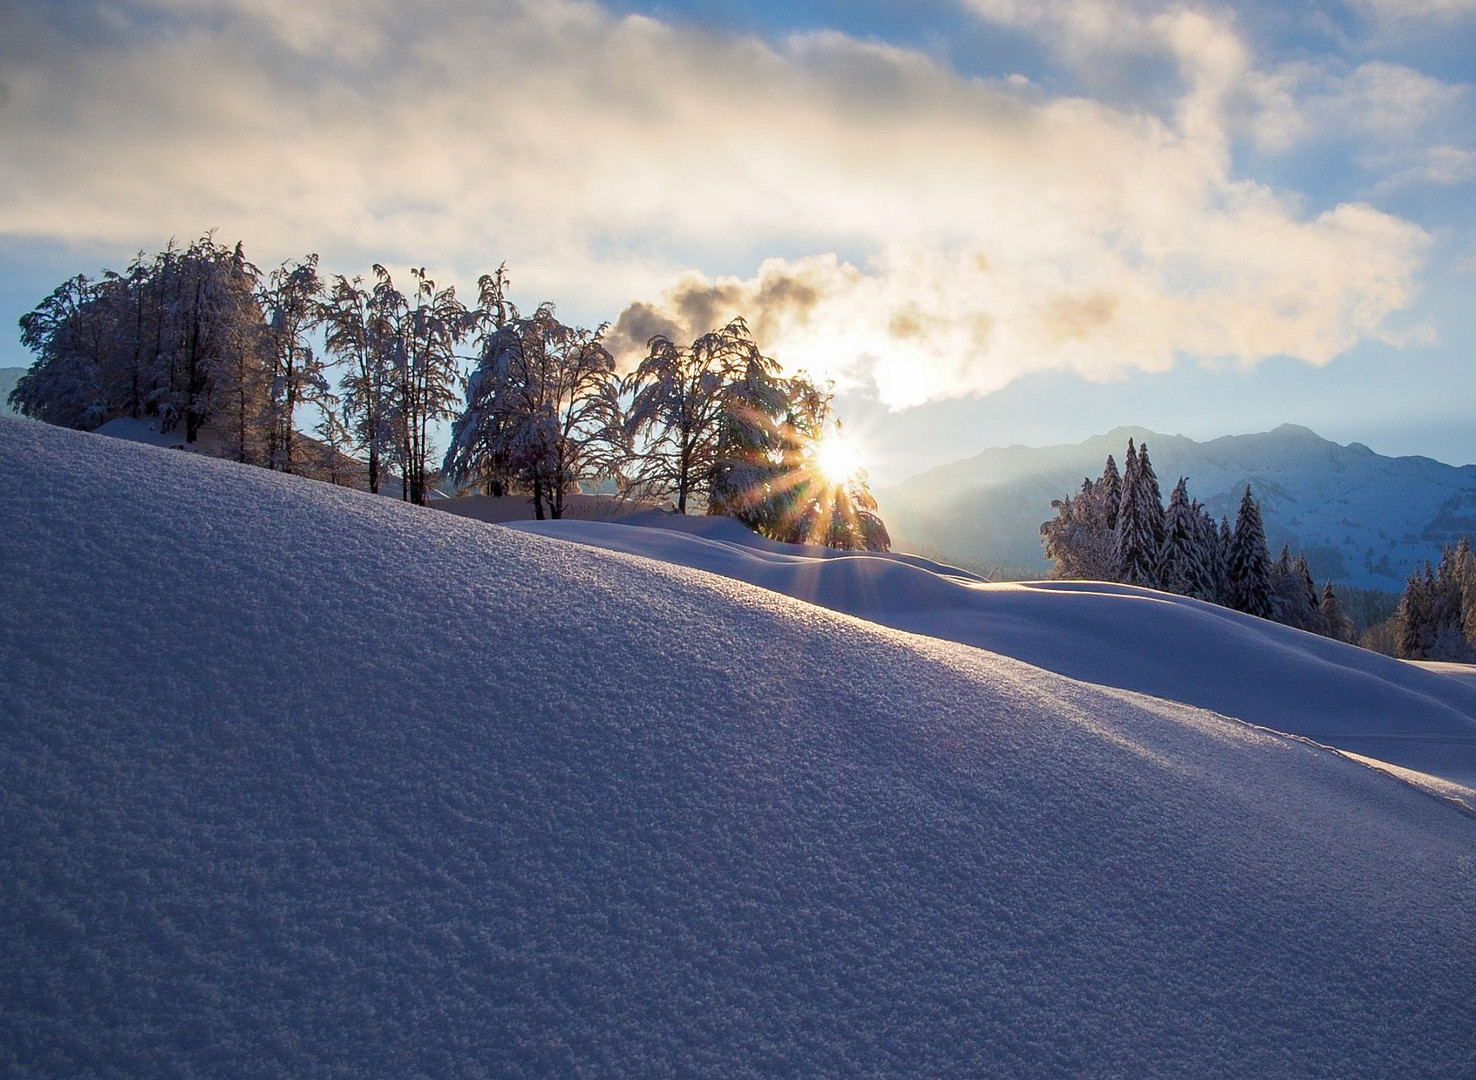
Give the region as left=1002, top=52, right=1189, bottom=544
left=0, top=0, right=1446, bottom=405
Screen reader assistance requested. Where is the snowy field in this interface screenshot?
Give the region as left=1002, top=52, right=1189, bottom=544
left=4, top=416, right=1476, bottom=1077
left=513, top=514, right=1476, bottom=789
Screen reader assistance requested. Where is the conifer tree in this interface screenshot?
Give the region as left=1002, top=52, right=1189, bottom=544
left=1321, top=581, right=1354, bottom=643
left=1396, top=565, right=1437, bottom=659
left=1225, top=486, right=1274, bottom=619
left=1100, top=454, right=1121, bottom=533
left=1136, top=441, right=1167, bottom=559
left=1157, top=478, right=1210, bottom=598
left=1195, top=504, right=1224, bottom=603
left=1114, top=438, right=1160, bottom=587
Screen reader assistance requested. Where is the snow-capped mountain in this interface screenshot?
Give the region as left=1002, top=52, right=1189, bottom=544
left=877, top=424, right=1476, bottom=589
left=4, top=416, right=1476, bottom=1077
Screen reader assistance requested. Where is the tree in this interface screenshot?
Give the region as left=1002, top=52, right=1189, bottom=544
left=321, top=271, right=401, bottom=493
left=1158, top=478, right=1214, bottom=600
left=706, top=337, right=792, bottom=530
left=257, top=255, right=326, bottom=474
left=11, top=274, right=114, bottom=429
left=1041, top=466, right=1117, bottom=581
left=1321, top=580, right=1354, bottom=643
left=1270, top=545, right=1328, bottom=634
left=623, top=318, right=762, bottom=514
left=1396, top=565, right=1437, bottom=659
left=445, top=303, right=620, bottom=519
left=764, top=381, right=889, bottom=551
left=1114, top=438, right=1162, bottom=587
left=11, top=236, right=267, bottom=452
left=369, top=267, right=470, bottom=505
left=1224, top=486, right=1274, bottom=619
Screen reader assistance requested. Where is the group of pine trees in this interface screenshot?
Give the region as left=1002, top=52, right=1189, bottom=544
left=1041, top=439, right=1353, bottom=640
left=1391, top=540, right=1476, bottom=661
left=9, top=237, right=889, bottom=550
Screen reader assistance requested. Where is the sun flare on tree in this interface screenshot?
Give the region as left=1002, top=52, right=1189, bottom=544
left=812, top=430, right=863, bottom=487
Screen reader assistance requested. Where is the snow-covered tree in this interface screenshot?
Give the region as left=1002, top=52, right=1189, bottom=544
left=11, top=236, right=267, bottom=452
left=1224, top=486, right=1274, bottom=619
left=1136, top=442, right=1166, bottom=557
left=1396, top=565, right=1437, bottom=659
left=370, top=267, right=471, bottom=505
left=622, top=318, right=763, bottom=514
left=1321, top=581, right=1354, bottom=643
left=1099, top=454, right=1121, bottom=534
left=1270, top=546, right=1329, bottom=634
left=707, top=341, right=792, bottom=529
left=445, top=303, right=620, bottom=519
left=321, top=271, right=398, bottom=493
left=257, top=254, right=326, bottom=474
left=764, top=380, right=890, bottom=551
left=1041, top=476, right=1117, bottom=580
left=1158, top=478, right=1214, bottom=600
left=1114, top=439, right=1161, bottom=587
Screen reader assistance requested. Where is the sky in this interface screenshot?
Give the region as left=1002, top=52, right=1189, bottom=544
left=1, top=0, right=1474, bottom=482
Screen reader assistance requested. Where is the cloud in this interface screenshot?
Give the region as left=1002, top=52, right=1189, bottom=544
left=1245, top=60, right=1469, bottom=151
left=1371, top=145, right=1476, bottom=188
left=0, top=0, right=1435, bottom=407
left=1349, top=0, right=1476, bottom=17
left=612, top=201, right=1427, bottom=408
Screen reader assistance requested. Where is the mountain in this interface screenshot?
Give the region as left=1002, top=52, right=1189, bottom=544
left=4, top=416, right=1476, bottom=1076
left=877, top=424, right=1476, bottom=589
left=0, top=367, right=24, bottom=417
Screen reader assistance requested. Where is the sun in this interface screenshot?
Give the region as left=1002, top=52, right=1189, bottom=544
left=812, top=431, right=863, bottom=486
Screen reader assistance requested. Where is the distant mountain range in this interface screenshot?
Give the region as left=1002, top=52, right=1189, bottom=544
left=876, top=424, right=1476, bottom=591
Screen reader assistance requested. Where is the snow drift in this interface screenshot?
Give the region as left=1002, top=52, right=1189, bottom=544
left=513, top=513, right=1476, bottom=787
left=3, top=416, right=1476, bottom=1078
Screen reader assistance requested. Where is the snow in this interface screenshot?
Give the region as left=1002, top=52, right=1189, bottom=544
left=93, top=416, right=188, bottom=448
left=514, top=515, right=1476, bottom=789
left=4, top=415, right=1476, bottom=1077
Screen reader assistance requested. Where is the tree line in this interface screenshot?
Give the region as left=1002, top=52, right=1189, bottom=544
left=1381, top=540, right=1476, bottom=661
left=1041, top=439, right=1354, bottom=640
left=8, top=236, right=889, bottom=550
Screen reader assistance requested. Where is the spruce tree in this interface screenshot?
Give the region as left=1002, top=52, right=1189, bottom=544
left=1225, top=486, right=1274, bottom=619
left=1100, top=454, right=1121, bottom=533
left=1136, top=441, right=1167, bottom=563
left=1114, top=439, right=1158, bottom=586
left=1321, top=581, right=1354, bottom=642
left=1397, top=565, right=1436, bottom=659
left=1157, top=478, right=1207, bottom=598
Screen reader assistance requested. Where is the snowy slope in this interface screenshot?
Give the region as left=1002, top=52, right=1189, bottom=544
left=4, top=416, right=1476, bottom=1078
left=515, top=514, right=1476, bottom=787
left=879, top=424, right=1476, bottom=588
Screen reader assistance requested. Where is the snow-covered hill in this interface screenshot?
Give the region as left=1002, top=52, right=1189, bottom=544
left=878, top=424, right=1476, bottom=589
left=514, top=513, right=1476, bottom=788
left=4, top=416, right=1476, bottom=1077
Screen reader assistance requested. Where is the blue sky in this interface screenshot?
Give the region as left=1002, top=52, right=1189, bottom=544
left=2, top=0, right=1473, bottom=480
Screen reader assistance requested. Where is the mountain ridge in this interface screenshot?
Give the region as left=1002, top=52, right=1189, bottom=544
left=877, top=424, right=1476, bottom=589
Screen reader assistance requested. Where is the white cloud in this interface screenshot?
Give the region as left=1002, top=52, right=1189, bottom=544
left=1371, top=145, right=1476, bottom=188
left=1350, top=0, right=1476, bottom=17
left=0, top=0, right=1434, bottom=406
left=1246, top=60, right=1468, bottom=151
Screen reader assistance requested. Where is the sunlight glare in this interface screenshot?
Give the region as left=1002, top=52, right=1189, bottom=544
left=814, top=432, right=863, bottom=486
